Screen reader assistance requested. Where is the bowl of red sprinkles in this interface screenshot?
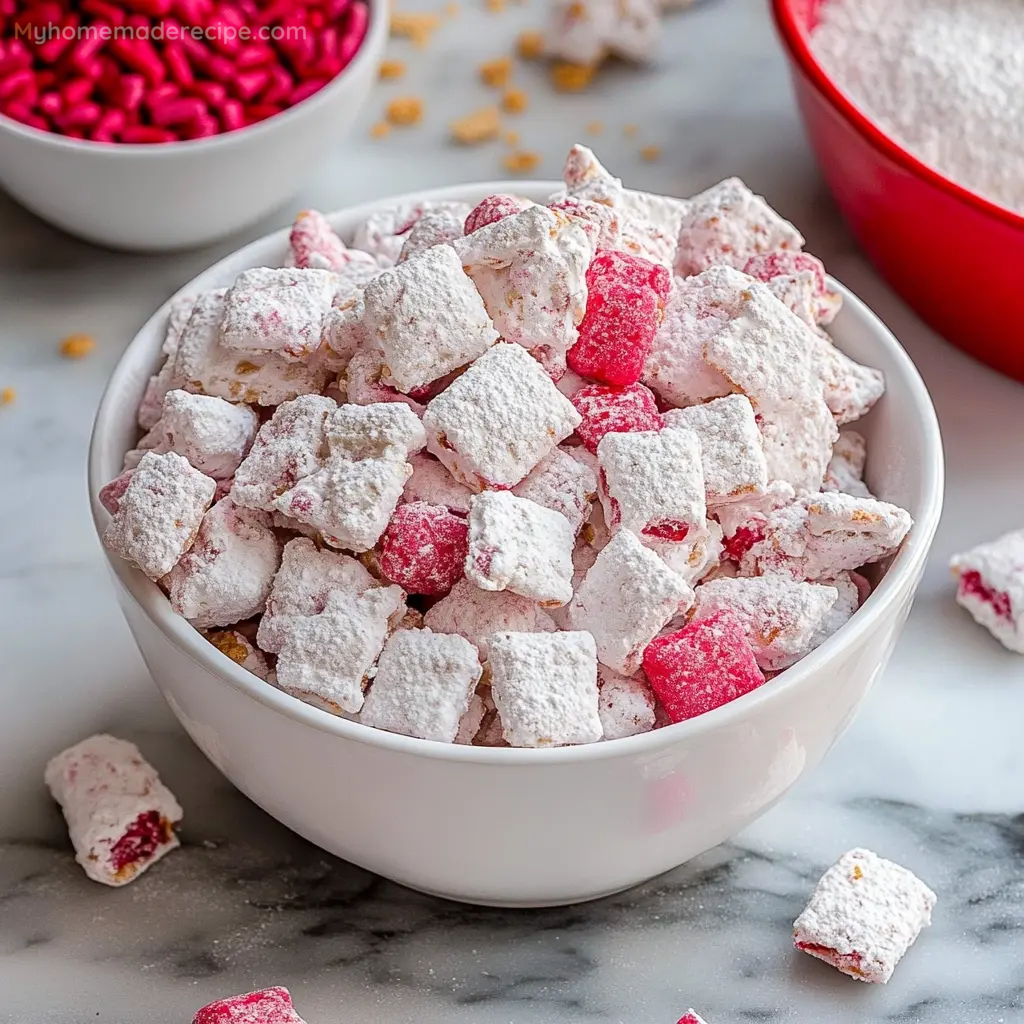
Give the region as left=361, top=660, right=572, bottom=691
left=0, top=0, right=386, bottom=249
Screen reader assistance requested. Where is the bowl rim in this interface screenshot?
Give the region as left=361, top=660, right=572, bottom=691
left=770, top=0, right=1024, bottom=233
left=88, top=179, right=945, bottom=766
left=0, top=0, right=385, bottom=157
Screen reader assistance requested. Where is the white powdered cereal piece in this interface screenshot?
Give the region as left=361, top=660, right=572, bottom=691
left=423, top=343, right=582, bottom=489
left=545, top=0, right=660, bottom=65
left=487, top=631, right=602, bottom=747
left=206, top=629, right=272, bottom=680
left=220, top=267, right=337, bottom=360
left=511, top=446, right=597, bottom=536
left=455, top=688, right=490, bottom=744
left=103, top=451, right=215, bottom=580
left=691, top=575, right=838, bottom=671
left=360, top=629, right=483, bottom=742
left=823, top=429, right=873, bottom=498
left=647, top=518, right=724, bottom=587
left=813, top=340, right=886, bottom=425
left=662, top=395, right=769, bottom=507
left=138, top=294, right=195, bottom=430
left=403, top=453, right=473, bottom=514
left=794, top=848, right=936, bottom=984
left=363, top=244, right=499, bottom=393
left=353, top=201, right=474, bottom=266
left=44, top=734, right=183, bottom=886
left=342, top=347, right=426, bottom=415
left=808, top=571, right=863, bottom=652
left=164, top=499, right=282, bottom=628
left=597, top=665, right=657, bottom=739
left=567, top=528, right=693, bottom=675
left=126, top=390, right=258, bottom=480
left=275, top=586, right=405, bottom=714
left=322, top=298, right=368, bottom=367
left=674, top=177, right=804, bottom=277
left=950, top=529, right=1024, bottom=653
left=548, top=196, right=623, bottom=253
left=231, top=395, right=336, bottom=511
left=397, top=207, right=465, bottom=262
left=465, top=491, right=576, bottom=606
left=597, top=427, right=706, bottom=541
left=324, top=402, right=426, bottom=461
left=424, top=578, right=557, bottom=658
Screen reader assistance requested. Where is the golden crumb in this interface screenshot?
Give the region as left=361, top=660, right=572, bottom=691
left=379, top=59, right=406, bottom=80
left=516, top=29, right=544, bottom=59
left=445, top=1, right=459, bottom=12
left=450, top=105, right=501, bottom=144
left=640, top=144, right=661, bottom=162
left=501, top=87, right=528, bottom=114
left=370, top=120, right=392, bottom=138
left=0, top=387, right=14, bottom=407
left=485, top=0, right=504, bottom=11
left=622, top=123, right=638, bottom=136
left=550, top=61, right=596, bottom=92
left=502, top=149, right=541, bottom=173
left=479, top=56, right=513, bottom=88
left=207, top=631, right=250, bottom=665
left=60, top=333, right=95, bottom=359
left=386, top=96, right=425, bottom=126
left=390, top=10, right=442, bottom=46
left=504, top=130, right=520, bottom=145
left=585, top=120, right=603, bottom=135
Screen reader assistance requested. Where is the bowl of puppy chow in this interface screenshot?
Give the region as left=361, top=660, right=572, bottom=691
left=89, top=144, right=943, bottom=906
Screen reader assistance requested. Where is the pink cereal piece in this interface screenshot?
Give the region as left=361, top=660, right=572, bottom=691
left=642, top=609, right=766, bottom=723
left=744, top=250, right=842, bottom=326
left=397, top=206, right=466, bottom=262
left=102, top=451, right=215, bottom=580
left=288, top=208, right=348, bottom=271
left=402, top=453, right=473, bottom=514
left=219, top=267, right=337, bottom=361
left=646, top=518, right=724, bottom=587
left=567, top=249, right=670, bottom=387
left=164, top=498, right=282, bottom=628
left=567, top=528, right=693, bottom=676
left=511, top=446, right=597, bottom=536
left=823, top=429, right=872, bottom=498
left=342, top=347, right=426, bottom=415
left=126, top=389, right=258, bottom=480
left=597, top=665, right=657, bottom=739
left=464, top=193, right=535, bottom=235
left=138, top=293, right=196, bottom=430
left=950, top=528, right=1024, bottom=653
left=360, top=629, right=482, bottom=742
left=597, top=426, right=706, bottom=542
left=662, top=394, right=768, bottom=507
left=99, top=468, right=134, bottom=514
left=379, top=501, right=469, bottom=595
left=548, top=195, right=623, bottom=252
left=677, top=1013, right=711, bottom=1024
left=487, top=630, right=602, bottom=747
left=673, top=177, right=805, bottom=277
left=690, top=575, right=839, bottom=671
left=423, top=343, right=582, bottom=490
left=192, top=986, right=308, bottom=1024
left=351, top=201, right=473, bottom=267
left=793, top=848, right=936, bottom=984
left=362, top=244, right=499, bottom=393
left=572, top=382, right=663, bottom=455
left=466, top=490, right=576, bottom=606
left=45, top=734, right=183, bottom=887
left=205, top=628, right=272, bottom=681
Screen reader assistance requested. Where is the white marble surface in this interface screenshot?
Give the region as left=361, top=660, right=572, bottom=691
left=3, top=0, right=1024, bottom=1019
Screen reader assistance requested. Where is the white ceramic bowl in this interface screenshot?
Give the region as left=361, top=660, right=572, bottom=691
left=0, top=4, right=385, bottom=251
left=88, top=183, right=944, bottom=906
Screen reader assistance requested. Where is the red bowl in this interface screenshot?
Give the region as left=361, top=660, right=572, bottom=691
left=772, top=0, right=1024, bottom=382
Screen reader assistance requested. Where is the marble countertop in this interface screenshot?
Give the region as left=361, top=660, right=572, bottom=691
left=3, top=0, right=1024, bottom=1019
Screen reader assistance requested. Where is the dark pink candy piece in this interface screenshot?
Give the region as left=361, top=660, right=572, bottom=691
left=571, top=381, right=662, bottom=454
left=744, top=249, right=828, bottom=294
left=193, top=987, right=307, bottom=1024
left=379, top=501, right=469, bottom=596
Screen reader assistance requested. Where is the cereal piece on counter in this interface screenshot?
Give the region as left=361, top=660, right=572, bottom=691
left=598, top=426, right=706, bottom=542
left=516, top=28, right=545, bottom=58
left=59, top=332, right=95, bottom=359
left=275, top=585, right=405, bottom=714
left=192, top=986, right=308, bottom=1024
left=206, top=629, right=272, bottom=681
left=566, top=249, right=671, bottom=387
left=950, top=529, right=1024, bottom=653
left=466, top=490, right=576, bottom=606
left=164, top=499, right=282, bottom=628
left=642, top=609, right=766, bottom=722
left=390, top=9, right=441, bottom=45
left=677, top=1012, right=711, bottom=1024
left=597, top=665, right=657, bottom=739
left=231, top=395, right=336, bottom=511
left=793, top=848, right=936, bottom=983
left=102, top=451, right=215, bottom=580
left=360, top=629, right=482, bottom=741
left=288, top=209, right=348, bottom=271
left=379, top=58, right=406, bottom=80
left=403, top=453, right=473, bottom=513
left=126, top=390, right=258, bottom=480
left=567, top=528, right=693, bottom=675
left=640, top=145, right=661, bottom=162
left=545, top=0, right=660, bottom=66
left=423, top=343, right=582, bottom=489
left=464, top=193, right=535, bottom=235
left=0, top=386, right=14, bottom=406
left=424, top=578, right=557, bottom=657
left=690, top=575, right=838, bottom=671
left=673, top=177, right=805, bottom=277
left=397, top=207, right=466, bottom=262
left=502, top=88, right=527, bottom=114
left=488, top=630, right=602, bottom=746
left=386, top=96, right=425, bottom=126
left=511, top=446, right=597, bottom=536
left=45, top=734, right=183, bottom=887
left=479, top=55, right=513, bottom=87
left=661, top=394, right=768, bottom=507
left=363, top=243, right=499, bottom=393
left=379, top=501, right=469, bottom=595
left=220, top=267, right=337, bottom=361
left=823, top=429, right=873, bottom=498
left=744, top=250, right=842, bottom=327
left=343, top=348, right=427, bottom=415
left=138, top=294, right=196, bottom=429
left=450, top=105, right=501, bottom=144
left=370, top=120, right=391, bottom=138
left=623, top=124, right=638, bottom=137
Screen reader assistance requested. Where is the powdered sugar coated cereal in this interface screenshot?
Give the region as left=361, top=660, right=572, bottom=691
left=824, top=429, right=872, bottom=497
left=744, top=250, right=842, bottom=327
left=289, top=209, right=349, bottom=272
left=511, top=446, right=597, bottom=536
left=546, top=0, right=661, bottom=65
left=677, top=1012, right=711, bottom=1024
left=464, top=194, right=536, bottom=235
left=398, top=207, right=466, bottom=262
left=403, top=453, right=473, bottom=513
left=950, top=529, right=1024, bottom=653
left=138, top=293, right=195, bottom=430
left=597, top=665, right=657, bottom=739
left=192, top=986, right=308, bottom=1024
left=342, top=347, right=427, bottom=416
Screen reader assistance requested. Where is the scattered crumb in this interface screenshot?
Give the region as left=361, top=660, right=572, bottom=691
left=502, top=149, right=541, bottom=173
left=501, top=87, right=527, bottom=113
left=623, top=123, right=638, bottom=136
left=479, top=56, right=513, bottom=88
left=505, top=130, right=520, bottom=145
left=640, top=144, right=661, bottom=161
left=390, top=10, right=442, bottom=46
left=379, top=59, right=406, bottom=80
left=586, top=120, right=604, bottom=135
left=550, top=61, right=596, bottom=92
left=445, top=1, right=459, bottom=13
left=450, top=105, right=501, bottom=144
left=516, top=29, right=544, bottom=59
left=0, top=387, right=14, bottom=407
left=370, top=120, right=392, bottom=138
left=59, top=333, right=95, bottom=359
left=485, top=0, right=505, bottom=11
left=386, top=96, right=425, bottom=125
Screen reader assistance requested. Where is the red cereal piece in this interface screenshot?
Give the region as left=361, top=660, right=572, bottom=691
left=379, top=501, right=469, bottom=595
left=571, top=381, right=662, bottom=454
left=192, top=986, right=307, bottom=1024
left=567, top=249, right=670, bottom=386
left=464, top=193, right=532, bottom=234
left=289, top=208, right=348, bottom=270
left=642, top=610, right=766, bottom=723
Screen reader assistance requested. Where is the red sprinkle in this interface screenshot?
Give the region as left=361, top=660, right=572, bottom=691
left=959, top=569, right=1014, bottom=623
left=571, top=381, right=663, bottom=454
left=379, top=502, right=469, bottom=596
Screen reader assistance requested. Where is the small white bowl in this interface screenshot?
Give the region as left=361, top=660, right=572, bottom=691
left=0, top=3, right=386, bottom=251
left=88, top=183, right=944, bottom=906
